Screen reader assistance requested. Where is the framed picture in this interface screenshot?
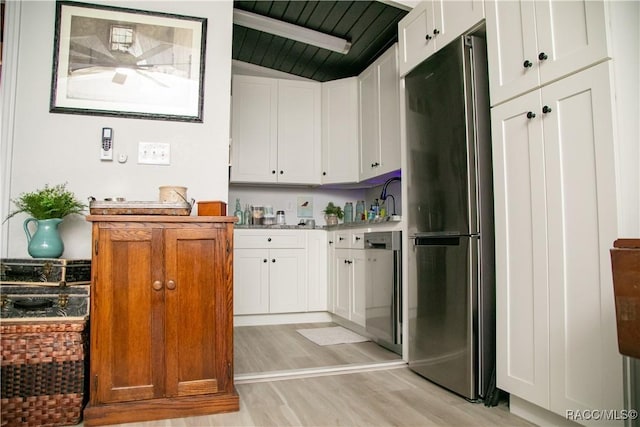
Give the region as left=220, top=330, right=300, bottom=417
left=50, top=1, right=207, bottom=122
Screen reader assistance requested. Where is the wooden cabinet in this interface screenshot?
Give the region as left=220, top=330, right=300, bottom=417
left=486, top=0, right=610, bottom=106
left=231, top=75, right=321, bottom=185
left=234, top=230, right=309, bottom=315
left=359, top=44, right=401, bottom=181
left=398, top=0, right=484, bottom=76
left=329, top=229, right=366, bottom=327
left=492, top=63, right=622, bottom=416
left=321, top=77, right=359, bottom=184
left=84, top=216, right=238, bottom=426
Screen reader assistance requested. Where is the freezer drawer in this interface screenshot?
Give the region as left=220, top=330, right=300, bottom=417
left=408, top=234, right=479, bottom=399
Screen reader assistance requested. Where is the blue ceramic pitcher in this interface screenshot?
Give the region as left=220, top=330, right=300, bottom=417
left=23, top=218, right=64, bottom=258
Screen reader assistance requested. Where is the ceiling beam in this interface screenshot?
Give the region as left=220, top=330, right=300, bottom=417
left=233, top=8, right=352, bottom=54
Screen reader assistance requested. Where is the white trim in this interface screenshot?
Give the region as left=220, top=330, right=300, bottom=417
left=235, top=360, right=407, bottom=384
left=232, top=60, right=314, bottom=82
left=1, top=0, right=22, bottom=257
left=233, top=311, right=332, bottom=327
left=509, top=395, right=581, bottom=427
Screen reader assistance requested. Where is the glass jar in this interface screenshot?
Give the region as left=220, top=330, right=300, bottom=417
left=276, top=210, right=286, bottom=225
left=355, top=200, right=365, bottom=222
left=344, top=202, right=353, bottom=223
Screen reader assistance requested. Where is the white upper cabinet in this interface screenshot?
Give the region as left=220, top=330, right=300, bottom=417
left=277, top=80, right=322, bottom=184
left=359, top=44, right=401, bottom=181
left=321, top=77, right=359, bottom=184
left=486, top=0, right=610, bottom=106
left=398, top=0, right=484, bottom=76
left=231, top=75, right=321, bottom=185
left=230, top=76, right=278, bottom=184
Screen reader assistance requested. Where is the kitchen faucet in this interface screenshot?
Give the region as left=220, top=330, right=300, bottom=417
left=380, top=176, right=400, bottom=216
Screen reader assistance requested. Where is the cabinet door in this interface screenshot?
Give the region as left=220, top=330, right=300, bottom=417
left=486, top=0, right=540, bottom=106
left=230, top=76, right=278, bottom=183
left=377, top=44, right=401, bottom=176
left=307, top=230, right=328, bottom=312
left=350, top=250, right=367, bottom=327
left=542, top=63, right=621, bottom=414
left=326, top=232, right=336, bottom=313
left=437, top=0, right=484, bottom=49
left=398, top=1, right=435, bottom=76
left=334, top=249, right=351, bottom=320
left=491, top=91, right=550, bottom=409
left=535, top=0, right=610, bottom=89
left=269, top=248, right=307, bottom=313
left=92, top=226, right=164, bottom=404
left=321, top=77, right=359, bottom=184
left=233, top=249, right=270, bottom=315
left=359, top=65, right=379, bottom=180
left=164, top=227, right=229, bottom=397
left=277, top=80, right=321, bottom=184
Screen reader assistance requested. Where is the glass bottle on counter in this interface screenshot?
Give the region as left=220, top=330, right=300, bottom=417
left=344, top=202, right=353, bottom=223
left=244, top=204, right=252, bottom=225
left=355, top=200, right=365, bottom=222
left=234, top=198, right=243, bottom=225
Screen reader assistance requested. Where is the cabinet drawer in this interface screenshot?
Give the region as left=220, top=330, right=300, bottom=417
left=235, top=230, right=306, bottom=249
left=352, top=231, right=366, bottom=249
left=334, top=231, right=351, bottom=249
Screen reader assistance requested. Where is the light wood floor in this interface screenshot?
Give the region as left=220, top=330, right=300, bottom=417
left=79, top=323, right=534, bottom=426
left=234, top=322, right=400, bottom=375
left=100, top=367, right=534, bottom=427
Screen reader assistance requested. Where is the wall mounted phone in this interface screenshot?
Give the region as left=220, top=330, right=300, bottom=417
left=101, top=127, right=113, bottom=160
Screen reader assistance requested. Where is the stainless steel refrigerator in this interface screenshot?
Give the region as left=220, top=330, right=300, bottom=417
left=405, top=35, right=495, bottom=401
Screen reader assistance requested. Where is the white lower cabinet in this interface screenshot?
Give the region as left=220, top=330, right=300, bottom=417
left=234, top=248, right=270, bottom=315
left=492, top=62, right=622, bottom=418
left=234, top=230, right=309, bottom=315
left=329, top=230, right=366, bottom=327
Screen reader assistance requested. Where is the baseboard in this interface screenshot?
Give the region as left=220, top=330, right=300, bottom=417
left=233, top=311, right=333, bottom=326
left=509, top=395, right=581, bottom=427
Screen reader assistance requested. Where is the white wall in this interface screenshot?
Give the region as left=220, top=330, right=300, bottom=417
left=1, top=0, right=233, bottom=259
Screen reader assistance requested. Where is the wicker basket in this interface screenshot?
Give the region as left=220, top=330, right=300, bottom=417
left=1, top=320, right=87, bottom=427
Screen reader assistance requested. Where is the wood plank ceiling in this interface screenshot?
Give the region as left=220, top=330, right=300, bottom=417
left=232, top=1, right=409, bottom=82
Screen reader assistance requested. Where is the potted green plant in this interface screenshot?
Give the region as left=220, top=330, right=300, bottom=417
left=323, top=202, right=344, bottom=226
left=5, top=183, right=86, bottom=258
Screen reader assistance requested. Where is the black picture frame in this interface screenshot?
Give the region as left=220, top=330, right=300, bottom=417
left=50, top=1, right=207, bottom=122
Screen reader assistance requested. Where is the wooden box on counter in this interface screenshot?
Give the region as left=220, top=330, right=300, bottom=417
left=83, top=215, right=239, bottom=426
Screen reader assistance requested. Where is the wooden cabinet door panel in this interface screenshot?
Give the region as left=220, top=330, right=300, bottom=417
left=93, top=226, right=164, bottom=404
left=164, top=227, right=226, bottom=397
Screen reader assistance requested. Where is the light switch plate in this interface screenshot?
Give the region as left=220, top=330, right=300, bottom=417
left=138, top=142, right=170, bottom=165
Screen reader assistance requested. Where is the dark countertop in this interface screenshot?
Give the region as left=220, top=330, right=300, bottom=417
left=234, top=216, right=402, bottom=231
